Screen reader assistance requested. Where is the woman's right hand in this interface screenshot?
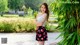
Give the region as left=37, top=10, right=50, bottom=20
left=35, top=26, right=39, bottom=31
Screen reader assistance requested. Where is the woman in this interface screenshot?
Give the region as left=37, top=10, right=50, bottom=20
left=35, top=3, right=49, bottom=45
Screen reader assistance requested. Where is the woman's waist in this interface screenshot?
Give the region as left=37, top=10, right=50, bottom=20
left=36, top=24, right=45, bottom=27
left=37, top=26, right=45, bottom=29
left=36, top=21, right=46, bottom=25
left=37, top=25, right=45, bottom=28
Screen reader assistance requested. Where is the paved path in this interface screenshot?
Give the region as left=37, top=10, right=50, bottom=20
left=0, top=33, right=61, bottom=45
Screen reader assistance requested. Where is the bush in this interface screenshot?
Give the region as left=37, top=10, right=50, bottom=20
left=2, top=22, right=14, bottom=33
left=24, top=21, right=36, bottom=32
left=0, top=18, right=36, bottom=33
left=0, top=21, right=14, bottom=33
left=45, top=22, right=58, bottom=32
left=0, top=17, right=58, bottom=33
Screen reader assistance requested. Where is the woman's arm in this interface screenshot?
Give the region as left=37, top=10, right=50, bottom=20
left=34, top=14, right=39, bottom=30
left=36, top=14, right=47, bottom=26
left=35, top=13, right=47, bottom=30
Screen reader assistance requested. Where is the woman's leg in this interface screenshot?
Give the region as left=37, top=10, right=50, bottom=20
left=38, top=41, right=45, bottom=45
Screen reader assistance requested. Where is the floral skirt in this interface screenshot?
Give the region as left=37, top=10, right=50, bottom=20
left=36, top=26, right=48, bottom=41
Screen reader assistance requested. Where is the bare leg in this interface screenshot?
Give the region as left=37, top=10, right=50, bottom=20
left=38, top=41, right=45, bottom=45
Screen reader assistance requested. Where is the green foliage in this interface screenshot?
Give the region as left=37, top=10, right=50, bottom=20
left=0, top=21, right=14, bottom=33
left=0, top=17, right=56, bottom=33
left=45, top=22, right=52, bottom=32
left=50, top=0, right=80, bottom=45
left=8, top=0, right=24, bottom=10
left=24, top=21, right=36, bottom=32
left=27, top=7, right=33, bottom=15
left=0, top=0, right=8, bottom=12
left=24, top=0, right=43, bottom=10
left=24, top=0, right=54, bottom=11
left=33, top=11, right=38, bottom=18
left=2, top=22, right=14, bottom=33
left=0, top=18, right=36, bottom=33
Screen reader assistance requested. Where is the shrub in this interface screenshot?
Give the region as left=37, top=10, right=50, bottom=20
left=0, top=21, right=14, bottom=33
left=0, top=18, right=36, bottom=33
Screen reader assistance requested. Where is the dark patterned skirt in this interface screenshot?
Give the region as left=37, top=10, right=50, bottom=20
left=36, top=26, right=48, bottom=41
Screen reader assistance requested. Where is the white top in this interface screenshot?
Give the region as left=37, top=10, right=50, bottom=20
left=36, top=12, right=47, bottom=26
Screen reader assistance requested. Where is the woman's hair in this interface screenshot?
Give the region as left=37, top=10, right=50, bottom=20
left=41, top=3, right=49, bottom=21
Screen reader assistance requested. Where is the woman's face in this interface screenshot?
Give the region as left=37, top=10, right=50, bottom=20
left=40, top=5, right=46, bottom=13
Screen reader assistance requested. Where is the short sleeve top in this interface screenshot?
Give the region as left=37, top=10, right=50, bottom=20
left=36, top=12, right=47, bottom=26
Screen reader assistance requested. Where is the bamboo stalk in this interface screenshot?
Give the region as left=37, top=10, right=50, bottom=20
left=76, top=8, right=79, bottom=34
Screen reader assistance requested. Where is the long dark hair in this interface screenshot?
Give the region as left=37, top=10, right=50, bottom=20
left=41, top=3, right=49, bottom=21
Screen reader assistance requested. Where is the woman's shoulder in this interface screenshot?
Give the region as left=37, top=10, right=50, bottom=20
left=37, top=12, right=47, bottom=17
